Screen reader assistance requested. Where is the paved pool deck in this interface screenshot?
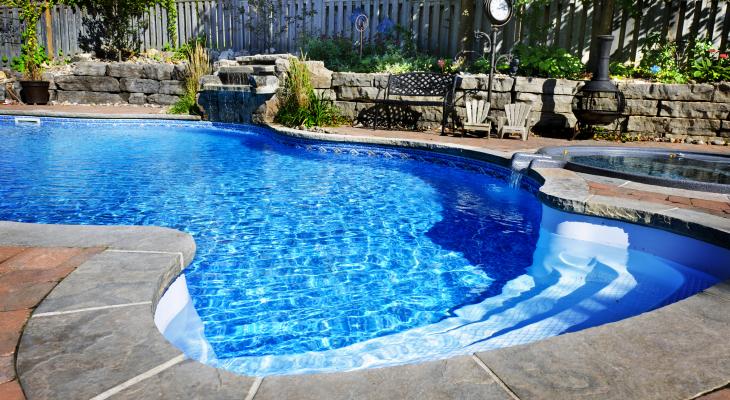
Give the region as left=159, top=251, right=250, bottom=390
left=0, top=111, right=729, bottom=399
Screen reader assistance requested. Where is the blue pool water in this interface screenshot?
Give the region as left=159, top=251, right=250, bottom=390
left=1, top=118, right=728, bottom=376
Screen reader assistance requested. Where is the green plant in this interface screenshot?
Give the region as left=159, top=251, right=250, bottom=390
left=170, top=39, right=211, bottom=115
left=275, top=57, right=345, bottom=127
left=637, top=33, right=689, bottom=83
left=64, top=0, right=177, bottom=61
left=11, top=44, right=50, bottom=77
left=513, top=44, right=585, bottom=79
left=469, top=57, right=510, bottom=74
left=173, top=35, right=206, bottom=61
left=0, top=0, right=55, bottom=80
left=301, top=34, right=438, bottom=74
left=687, top=41, right=730, bottom=83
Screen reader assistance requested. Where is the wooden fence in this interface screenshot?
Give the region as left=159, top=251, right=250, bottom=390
left=1, top=0, right=729, bottom=64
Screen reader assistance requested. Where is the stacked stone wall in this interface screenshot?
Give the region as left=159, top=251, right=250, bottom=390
left=42, top=61, right=186, bottom=106
left=324, top=71, right=730, bottom=140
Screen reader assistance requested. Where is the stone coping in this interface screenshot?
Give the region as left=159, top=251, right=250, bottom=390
left=0, top=109, right=200, bottom=121
left=3, top=120, right=729, bottom=399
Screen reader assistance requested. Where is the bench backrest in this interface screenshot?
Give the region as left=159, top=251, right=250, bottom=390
left=386, top=73, right=457, bottom=101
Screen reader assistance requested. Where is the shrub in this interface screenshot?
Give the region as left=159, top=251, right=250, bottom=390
left=170, top=40, right=211, bottom=115
left=687, top=41, right=730, bottom=83
left=11, top=44, right=49, bottom=79
left=275, top=57, right=345, bottom=128
left=513, top=44, right=585, bottom=79
left=637, top=34, right=689, bottom=83
left=65, top=0, right=177, bottom=61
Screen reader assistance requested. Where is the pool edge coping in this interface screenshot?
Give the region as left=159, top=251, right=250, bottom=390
left=2, top=119, right=728, bottom=399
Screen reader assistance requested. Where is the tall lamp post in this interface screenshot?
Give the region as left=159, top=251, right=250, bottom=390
left=478, top=0, right=513, bottom=104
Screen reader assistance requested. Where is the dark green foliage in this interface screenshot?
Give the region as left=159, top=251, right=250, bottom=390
left=512, top=44, right=585, bottom=79
left=11, top=44, right=49, bottom=76
left=609, top=32, right=729, bottom=84
left=64, top=0, right=175, bottom=61
left=169, top=93, right=201, bottom=115
left=301, top=26, right=439, bottom=73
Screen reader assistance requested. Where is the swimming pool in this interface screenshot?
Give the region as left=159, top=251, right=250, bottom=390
left=1, top=117, right=728, bottom=376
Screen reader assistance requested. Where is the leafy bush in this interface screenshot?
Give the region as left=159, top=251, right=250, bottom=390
left=275, top=57, right=345, bottom=127
left=11, top=44, right=49, bottom=78
left=637, top=34, right=689, bottom=83
left=687, top=41, right=730, bottom=83
left=513, top=44, right=585, bottom=79
left=469, top=57, right=510, bottom=75
left=301, top=21, right=440, bottom=74
left=609, top=33, right=730, bottom=83
left=64, top=0, right=176, bottom=61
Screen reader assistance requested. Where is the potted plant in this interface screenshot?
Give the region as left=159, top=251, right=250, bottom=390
left=1, top=0, right=53, bottom=104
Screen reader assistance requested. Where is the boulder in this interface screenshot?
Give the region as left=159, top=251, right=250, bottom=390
left=515, top=92, right=573, bottom=113
left=337, top=86, right=382, bottom=101
left=713, top=82, right=730, bottom=103
left=332, top=72, right=375, bottom=87
left=514, top=77, right=581, bottom=95
left=147, top=93, right=180, bottom=105
left=54, top=75, right=120, bottom=92
left=314, top=89, right=336, bottom=101
left=56, top=90, right=124, bottom=104
left=119, top=78, right=160, bottom=94
left=172, top=63, right=188, bottom=80
left=159, top=80, right=186, bottom=95
left=107, top=62, right=145, bottom=78
left=623, top=99, right=659, bottom=116
left=200, top=75, right=222, bottom=88
left=626, top=116, right=720, bottom=136
left=70, top=53, right=94, bottom=62
left=126, top=92, right=147, bottom=105
left=305, top=61, right=332, bottom=89
left=618, top=81, right=714, bottom=101
left=72, top=62, right=108, bottom=76
left=659, top=101, right=730, bottom=119
left=143, top=63, right=174, bottom=80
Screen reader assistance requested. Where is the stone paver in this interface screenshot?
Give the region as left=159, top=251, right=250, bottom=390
left=0, top=246, right=102, bottom=400
left=0, top=379, right=24, bottom=400
left=475, top=291, right=730, bottom=400
left=108, top=359, right=254, bottom=400
left=34, top=251, right=179, bottom=314
left=587, top=181, right=730, bottom=218
left=18, top=305, right=182, bottom=400
left=253, top=356, right=512, bottom=400
left=699, top=388, right=730, bottom=400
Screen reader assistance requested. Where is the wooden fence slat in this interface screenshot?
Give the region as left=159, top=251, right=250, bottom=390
left=0, top=0, right=727, bottom=62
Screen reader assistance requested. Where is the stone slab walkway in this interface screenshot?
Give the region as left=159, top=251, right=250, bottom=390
left=0, top=246, right=102, bottom=400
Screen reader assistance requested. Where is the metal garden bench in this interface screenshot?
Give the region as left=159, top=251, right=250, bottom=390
left=372, top=72, right=460, bottom=135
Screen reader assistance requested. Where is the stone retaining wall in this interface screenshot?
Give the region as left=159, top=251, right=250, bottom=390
left=41, top=61, right=186, bottom=106
left=305, top=70, right=730, bottom=141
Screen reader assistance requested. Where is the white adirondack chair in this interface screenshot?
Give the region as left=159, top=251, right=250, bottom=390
left=464, top=97, right=493, bottom=137
left=499, top=103, right=533, bottom=141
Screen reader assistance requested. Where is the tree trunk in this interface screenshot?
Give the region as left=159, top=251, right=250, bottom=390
left=458, top=0, right=477, bottom=54
left=587, top=0, right=616, bottom=73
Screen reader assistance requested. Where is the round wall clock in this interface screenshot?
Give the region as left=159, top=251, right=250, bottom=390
left=485, top=0, right=513, bottom=27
